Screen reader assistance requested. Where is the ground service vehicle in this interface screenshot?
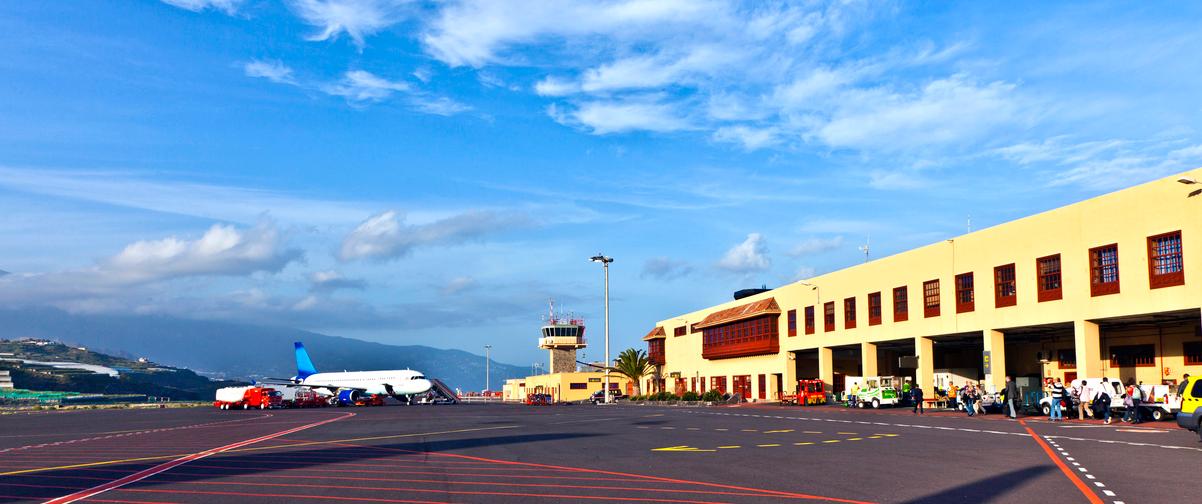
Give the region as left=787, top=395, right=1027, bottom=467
left=526, top=393, right=552, bottom=405
left=590, top=390, right=625, bottom=404
left=799, top=379, right=827, bottom=405
left=855, top=376, right=900, bottom=409
left=214, top=386, right=281, bottom=410
left=354, top=394, right=386, bottom=407
left=1175, top=376, right=1201, bottom=441
left=1039, top=378, right=1180, bottom=421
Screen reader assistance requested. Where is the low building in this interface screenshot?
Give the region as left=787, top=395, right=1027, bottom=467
left=648, top=170, right=1202, bottom=402
left=0, top=370, right=13, bottom=389
left=502, top=372, right=631, bottom=403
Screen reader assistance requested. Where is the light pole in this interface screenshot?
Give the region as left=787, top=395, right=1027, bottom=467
left=590, top=253, right=614, bottom=403
left=484, top=345, right=492, bottom=393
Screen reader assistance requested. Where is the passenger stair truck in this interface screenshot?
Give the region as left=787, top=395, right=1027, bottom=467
left=214, top=386, right=281, bottom=410
left=848, top=376, right=901, bottom=409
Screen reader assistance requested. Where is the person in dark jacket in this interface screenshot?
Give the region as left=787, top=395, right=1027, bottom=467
left=912, top=385, right=925, bottom=414
left=1180, top=374, right=1192, bottom=396
left=1002, top=376, right=1020, bottom=419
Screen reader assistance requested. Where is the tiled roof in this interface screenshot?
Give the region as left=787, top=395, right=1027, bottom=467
left=693, top=298, right=781, bottom=329
left=642, top=326, right=666, bottom=341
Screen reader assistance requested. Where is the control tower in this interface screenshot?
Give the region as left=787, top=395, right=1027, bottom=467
left=538, top=300, right=586, bottom=374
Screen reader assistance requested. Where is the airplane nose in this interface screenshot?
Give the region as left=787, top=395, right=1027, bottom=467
left=417, top=379, right=433, bottom=393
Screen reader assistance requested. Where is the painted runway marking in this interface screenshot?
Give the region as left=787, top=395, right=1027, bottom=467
left=0, top=414, right=273, bottom=454
left=41, top=412, right=355, bottom=504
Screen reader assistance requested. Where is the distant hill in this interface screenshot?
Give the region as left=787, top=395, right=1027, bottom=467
left=0, top=307, right=527, bottom=391
left=0, top=339, right=242, bottom=400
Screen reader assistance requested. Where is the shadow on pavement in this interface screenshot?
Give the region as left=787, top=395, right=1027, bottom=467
left=898, top=466, right=1054, bottom=504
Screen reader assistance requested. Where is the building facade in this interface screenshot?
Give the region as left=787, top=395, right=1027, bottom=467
left=649, top=170, right=1202, bottom=401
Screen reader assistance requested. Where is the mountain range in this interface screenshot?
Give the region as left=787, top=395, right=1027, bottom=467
left=0, top=307, right=527, bottom=391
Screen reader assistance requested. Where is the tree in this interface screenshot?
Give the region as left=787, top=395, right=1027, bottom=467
left=611, top=348, right=654, bottom=397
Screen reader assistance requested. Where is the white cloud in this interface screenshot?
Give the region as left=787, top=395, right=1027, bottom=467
left=339, top=210, right=528, bottom=262
left=717, top=233, right=770, bottom=273
left=640, top=257, right=693, bottom=281
left=244, top=60, right=296, bottom=85
left=161, top=0, right=241, bottom=15
left=412, top=96, right=471, bottom=116
left=321, top=70, right=410, bottom=103
left=441, top=276, right=477, bottom=295
left=1168, top=143, right=1202, bottom=161
left=813, top=75, right=1021, bottom=151
left=0, top=221, right=302, bottom=304
left=713, top=125, right=782, bottom=150
left=788, top=236, right=844, bottom=257
left=793, top=265, right=816, bottom=281
left=550, top=97, right=691, bottom=135
left=309, top=270, right=366, bottom=293
left=534, top=76, right=580, bottom=97
left=288, top=0, right=412, bottom=48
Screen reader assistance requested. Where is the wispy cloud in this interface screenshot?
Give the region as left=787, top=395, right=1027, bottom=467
left=288, top=0, right=412, bottom=48
left=641, top=257, right=693, bottom=281
left=161, top=0, right=242, bottom=15
left=244, top=59, right=296, bottom=85
left=441, top=276, right=477, bottom=296
left=338, top=210, right=529, bottom=262
left=309, top=270, right=367, bottom=293
left=322, top=69, right=410, bottom=103
left=788, top=236, right=844, bottom=257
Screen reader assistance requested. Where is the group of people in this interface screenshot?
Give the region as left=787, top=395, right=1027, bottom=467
left=1045, top=374, right=1192, bottom=424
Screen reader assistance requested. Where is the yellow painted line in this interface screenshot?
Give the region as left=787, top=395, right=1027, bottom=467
left=686, top=427, right=701, bottom=431
left=715, top=428, right=729, bottom=431
left=837, top=432, right=858, bottom=435
left=881, top=434, right=899, bottom=437
left=643, top=414, right=665, bottom=417
left=803, top=431, right=822, bottom=434
left=0, top=424, right=520, bottom=477
left=637, top=426, right=650, bottom=429
left=822, top=440, right=841, bottom=444
left=717, top=445, right=740, bottom=449
left=794, top=442, right=815, bottom=446
left=756, top=444, right=781, bottom=447
left=740, top=429, right=758, bottom=432
left=763, top=429, right=794, bottom=434
left=868, top=435, right=882, bottom=439
left=846, top=438, right=863, bottom=441
left=660, top=427, right=676, bottom=430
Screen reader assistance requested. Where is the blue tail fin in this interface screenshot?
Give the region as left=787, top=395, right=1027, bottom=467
left=294, top=342, right=318, bottom=379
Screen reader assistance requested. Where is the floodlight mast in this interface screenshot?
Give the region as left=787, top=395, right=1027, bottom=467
left=590, top=254, right=614, bottom=403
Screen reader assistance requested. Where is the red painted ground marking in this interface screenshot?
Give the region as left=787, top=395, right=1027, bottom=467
left=175, top=457, right=581, bottom=472
left=324, top=441, right=873, bottom=503
left=0, top=415, right=273, bottom=454
left=125, top=483, right=735, bottom=504
left=122, top=488, right=449, bottom=504
left=1017, top=420, right=1103, bottom=504
left=82, top=499, right=179, bottom=504
left=41, top=412, right=354, bottom=504
left=147, top=471, right=857, bottom=499
left=165, top=465, right=654, bottom=483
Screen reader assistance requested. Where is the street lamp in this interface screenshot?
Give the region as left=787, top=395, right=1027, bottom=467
left=484, top=345, right=492, bottom=393
left=590, top=253, right=614, bottom=404
left=798, top=282, right=819, bottom=302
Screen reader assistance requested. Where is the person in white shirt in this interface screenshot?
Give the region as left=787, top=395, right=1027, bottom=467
left=1078, top=382, right=1094, bottom=419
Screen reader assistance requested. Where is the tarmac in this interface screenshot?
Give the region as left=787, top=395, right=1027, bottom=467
left=0, top=402, right=1197, bottom=503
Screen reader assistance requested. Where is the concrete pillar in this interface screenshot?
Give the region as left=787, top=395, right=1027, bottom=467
left=818, top=347, right=834, bottom=394
left=916, top=336, right=935, bottom=392
left=861, top=342, right=878, bottom=377
left=1074, top=320, right=1103, bottom=378
left=984, top=330, right=1006, bottom=393
left=784, top=353, right=797, bottom=394
left=768, top=373, right=781, bottom=400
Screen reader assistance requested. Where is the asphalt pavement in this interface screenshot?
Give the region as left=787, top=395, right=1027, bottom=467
left=0, top=402, right=1196, bottom=503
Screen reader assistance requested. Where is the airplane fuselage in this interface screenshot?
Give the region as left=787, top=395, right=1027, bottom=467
left=301, top=370, right=433, bottom=397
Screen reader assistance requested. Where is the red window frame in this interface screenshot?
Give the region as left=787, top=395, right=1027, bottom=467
left=673, top=326, right=687, bottom=337
left=867, top=292, right=882, bottom=326
left=1056, top=349, right=1076, bottom=369
left=758, top=374, right=767, bottom=400
left=1109, top=344, right=1155, bottom=368
left=710, top=376, right=727, bottom=394
left=823, top=301, right=835, bottom=332
left=1148, top=231, right=1184, bottom=289
left=994, top=263, right=1016, bottom=308
left=804, top=306, right=815, bottom=335
left=922, top=279, right=940, bottom=318
left=1036, top=254, right=1063, bottom=302
left=843, top=297, right=857, bottom=329
left=1089, top=243, right=1120, bottom=296
left=787, top=309, right=797, bottom=337
left=955, top=272, right=974, bottom=313
left=1185, top=341, right=1202, bottom=365
left=647, top=338, right=665, bottom=365
left=700, top=315, right=780, bottom=360
left=892, top=286, right=908, bottom=322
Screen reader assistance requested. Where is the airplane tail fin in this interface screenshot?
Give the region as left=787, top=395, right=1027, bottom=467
left=294, top=341, right=318, bottom=379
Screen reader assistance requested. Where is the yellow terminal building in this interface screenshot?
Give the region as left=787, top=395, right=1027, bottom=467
left=644, top=170, right=1202, bottom=402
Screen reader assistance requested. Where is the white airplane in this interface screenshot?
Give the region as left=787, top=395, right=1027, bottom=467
left=265, top=342, right=433, bottom=405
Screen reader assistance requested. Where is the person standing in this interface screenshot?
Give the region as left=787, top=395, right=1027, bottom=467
left=1003, top=376, right=1020, bottom=419
left=1178, top=374, right=1191, bottom=397
left=1093, top=384, right=1112, bottom=424
left=1122, top=379, right=1136, bottom=422
left=962, top=384, right=975, bottom=416
left=912, top=385, right=925, bottom=415
left=1049, top=379, right=1065, bottom=421
left=1130, top=380, right=1144, bottom=424
left=1078, top=380, right=1094, bottom=420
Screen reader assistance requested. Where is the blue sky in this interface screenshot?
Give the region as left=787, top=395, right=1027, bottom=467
left=2, top=1, right=1202, bottom=366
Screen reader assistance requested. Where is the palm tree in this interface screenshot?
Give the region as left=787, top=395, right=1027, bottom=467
left=611, top=348, right=654, bottom=396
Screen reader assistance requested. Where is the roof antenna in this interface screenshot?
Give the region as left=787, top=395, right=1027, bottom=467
left=859, top=235, right=870, bottom=263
